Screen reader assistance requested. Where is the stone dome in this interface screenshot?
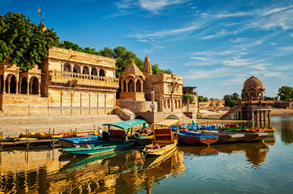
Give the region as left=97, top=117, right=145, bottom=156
left=243, top=76, right=263, bottom=90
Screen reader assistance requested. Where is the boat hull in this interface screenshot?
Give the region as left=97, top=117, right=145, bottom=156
left=142, top=141, right=178, bottom=156
left=59, top=141, right=136, bottom=155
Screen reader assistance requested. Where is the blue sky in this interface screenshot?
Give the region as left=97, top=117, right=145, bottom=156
left=1, top=0, right=293, bottom=99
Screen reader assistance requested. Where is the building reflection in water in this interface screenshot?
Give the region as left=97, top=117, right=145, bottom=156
left=0, top=148, right=186, bottom=193
left=180, top=140, right=270, bottom=169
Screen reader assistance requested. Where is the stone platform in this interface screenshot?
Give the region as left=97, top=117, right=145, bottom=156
left=0, top=115, right=122, bottom=136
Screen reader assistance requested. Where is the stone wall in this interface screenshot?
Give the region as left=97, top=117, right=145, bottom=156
left=117, top=100, right=158, bottom=113
left=136, top=112, right=194, bottom=124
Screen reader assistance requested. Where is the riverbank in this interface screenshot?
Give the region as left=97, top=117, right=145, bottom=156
left=271, top=108, right=293, bottom=117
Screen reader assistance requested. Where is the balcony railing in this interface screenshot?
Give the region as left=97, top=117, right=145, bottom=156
left=235, top=100, right=274, bottom=105
left=49, top=70, right=119, bottom=87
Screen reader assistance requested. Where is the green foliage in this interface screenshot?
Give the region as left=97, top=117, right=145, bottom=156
left=0, top=12, right=60, bottom=71
left=223, top=92, right=241, bottom=107
left=198, top=95, right=208, bottom=102
left=57, top=40, right=102, bottom=56
left=278, top=86, right=293, bottom=101
left=183, top=94, right=194, bottom=104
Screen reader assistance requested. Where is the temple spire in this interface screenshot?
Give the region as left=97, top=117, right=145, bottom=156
left=143, top=54, right=152, bottom=76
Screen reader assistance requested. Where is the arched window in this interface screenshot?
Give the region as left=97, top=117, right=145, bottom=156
left=10, top=75, right=17, bottom=94
left=91, top=67, right=97, bottom=75
left=73, top=65, right=80, bottom=73
left=136, top=80, right=141, bottom=92
left=63, top=63, right=71, bottom=72
left=178, top=99, right=181, bottom=108
left=128, top=79, right=134, bottom=92
left=175, top=99, right=177, bottom=108
left=21, top=77, right=27, bottom=94
left=250, top=93, right=256, bottom=100
left=31, top=77, right=39, bottom=94
left=83, top=66, right=89, bottom=74
left=164, top=99, right=167, bottom=108
left=99, top=69, right=105, bottom=77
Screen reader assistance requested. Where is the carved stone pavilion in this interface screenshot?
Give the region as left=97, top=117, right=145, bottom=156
left=220, top=76, right=274, bottom=121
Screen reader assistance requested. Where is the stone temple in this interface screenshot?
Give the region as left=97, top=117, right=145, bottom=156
left=117, top=55, right=195, bottom=123
left=220, top=76, right=273, bottom=121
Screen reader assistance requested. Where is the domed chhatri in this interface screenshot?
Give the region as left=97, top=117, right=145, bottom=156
left=242, top=75, right=265, bottom=101
left=243, top=75, right=263, bottom=90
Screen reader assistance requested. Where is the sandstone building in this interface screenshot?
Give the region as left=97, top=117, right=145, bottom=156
left=0, top=47, right=119, bottom=116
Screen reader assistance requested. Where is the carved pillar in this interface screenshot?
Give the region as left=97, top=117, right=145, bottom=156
left=39, top=81, right=41, bottom=95
left=126, top=81, right=128, bottom=92
left=3, top=75, right=6, bottom=93
left=171, top=94, right=174, bottom=112
left=0, top=77, right=2, bottom=93
left=268, top=110, right=271, bottom=121
left=134, top=80, right=136, bottom=93
left=251, top=111, right=255, bottom=121
left=265, top=111, right=268, bottom=121
left=240, top=111, right=242, bottom=120
left=121, top=80, right=124, bottom=93
left=15, top=78, right=18, bottom=94
left=70, top=64, right=74, bottom=72
left=7, top=80, right=10, bottom=94
left=141, top=81, right=143, bottom=92
left=27, top=81, right=29, bottom=95
left=89, top=67, right=92, bottom=76
left=97, top=68, right=100, bottom=76
left=18, top=80, right=21, bottom=94
left=256, top=111, right=260, bottom=121
left=80, top=66, right=84, bottom=74
left=30, top=81, right=33, bottom=95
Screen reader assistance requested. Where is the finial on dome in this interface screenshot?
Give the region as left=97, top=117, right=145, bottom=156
left=147, top=54, right=149, bottom=57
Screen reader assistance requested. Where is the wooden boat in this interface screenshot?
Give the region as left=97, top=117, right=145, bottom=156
left=59, top=119, right=146, bottom=155
left=142, top=119, right=179, bottom=157
left=178, top=130, right=218, bottom=146
left=59, top=135, right=103, bottom=148
left=20, top=132, right=63, bottom=139
left=202, top=130, right=270, bottom=144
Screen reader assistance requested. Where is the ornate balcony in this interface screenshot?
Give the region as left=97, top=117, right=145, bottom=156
left=49, top=70, right=119, bottom=88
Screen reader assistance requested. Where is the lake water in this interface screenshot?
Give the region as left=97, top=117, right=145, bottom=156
left=1, top=117, right=293, bottom=194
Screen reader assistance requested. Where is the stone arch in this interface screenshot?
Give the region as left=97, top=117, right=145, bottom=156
left=128, top=79, right=134, bottom=92
left=21, top=77, right=27, bottom=94
left=91, top=67, right=97, bottom=75
left=63, top=63, right=71, bottom=72
left=135, top=115, right=146, bottom=121
left=83, top=66, right=89, bottom=74
left=6, top=74, right=17, bottom=94
left=166, top=114, right=180, bottom=120
left=99, top=69, right=105, bottom=77
left=73, top=65, right=81, bottom=73
left=30, top=77, right=39, bottom=94
left=136, top=79, right=142, bottom=92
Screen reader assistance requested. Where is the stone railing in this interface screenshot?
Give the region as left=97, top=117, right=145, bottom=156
left=235, top=100, right=274, bottom=105
left=49, top=70, right=119, bottom=87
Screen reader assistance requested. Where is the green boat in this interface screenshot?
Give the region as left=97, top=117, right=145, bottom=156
left=59, top=119, right=147, bottom=155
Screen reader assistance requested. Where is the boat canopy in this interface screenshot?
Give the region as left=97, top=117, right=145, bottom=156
left=153, top=119, right=179, bottom=127
left=103, top=119, right=147, bottom=130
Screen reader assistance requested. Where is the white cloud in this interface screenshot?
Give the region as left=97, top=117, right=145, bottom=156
left=221, top=74, right=249, bottom=86
left=184, top=68, right=230, bottom=79
left=270, top=42, right=276, bottom=45
left=250, top=63, right=268, bottom=70
left=190, top=57, right=208, bottom=61
left=223, top=57, right=251, bottom=67
left=264, top=72, right=281, bottom=76
left=138, top=39, right=149, bottom=42
left=189, top=50, right=245, bottom=57
left=202, top=29, right=228, bottom=40
left=230, top=37, right=249, bottom=43
left=139, top=0, right=190, bottom=12
left=216, top=12, right=253, bottom=18
left=201, top=13, right=208, bottom=17
left=261, top=6, right=293, bottom=16
left=290, top=33, right=293, bottom=37
left=140, top=44, right=165, bottom=53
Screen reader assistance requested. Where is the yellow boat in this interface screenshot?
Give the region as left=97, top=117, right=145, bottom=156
left=142, top=119, right=179, bottom=157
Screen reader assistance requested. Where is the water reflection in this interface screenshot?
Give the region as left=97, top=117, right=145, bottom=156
left=0, top=148, right=185, bottom=194
left=180, top=141, right=269, bottom=169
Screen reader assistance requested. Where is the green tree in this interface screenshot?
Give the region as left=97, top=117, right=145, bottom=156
left=152, top=64, right=163, bottom=74
left=198, top=95, right=208, bottom=102
left=231, top=92, right=241, bottom=101
left=0, top=12, right=60, bottom=71
left=278, top=86, right=293, bottom=101
left=183, top=94, right=194, bottom=104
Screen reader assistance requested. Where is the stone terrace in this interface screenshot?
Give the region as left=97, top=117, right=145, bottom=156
left=0, top=115, right=122, bottom=136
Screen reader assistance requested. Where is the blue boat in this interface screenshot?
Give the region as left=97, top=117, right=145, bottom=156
left=59, top=119, right=147, bottom=155
left=59, top=135, right=103, bottom=148
left=178, top=130, right=219, bottom=145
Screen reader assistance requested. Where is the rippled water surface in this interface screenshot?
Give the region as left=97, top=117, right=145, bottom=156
left=1, top=117, right=293, bottom=194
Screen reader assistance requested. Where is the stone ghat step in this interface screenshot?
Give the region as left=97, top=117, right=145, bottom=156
left=0, top=115, right=122, bottom=136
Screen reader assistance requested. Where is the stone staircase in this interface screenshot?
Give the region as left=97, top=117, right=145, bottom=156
left=114, top=107, right=137, bottom=120
left=0, top=115, right=122, bottom=136
left=219, top=104, right=244, bottom=120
